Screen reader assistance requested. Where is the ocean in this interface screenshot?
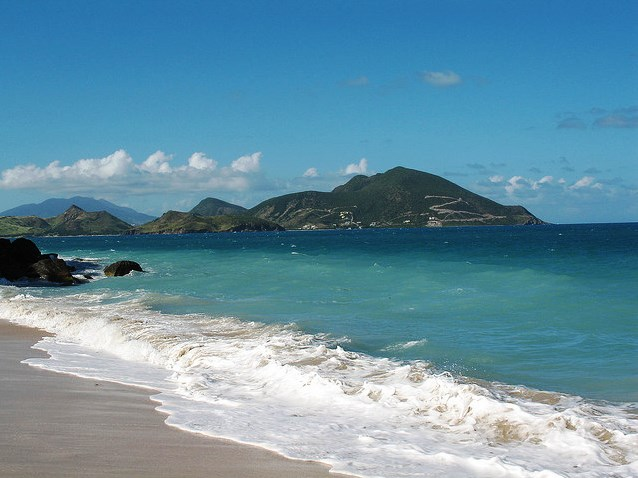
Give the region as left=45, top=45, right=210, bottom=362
left=1, top=223, right=637, bottom=477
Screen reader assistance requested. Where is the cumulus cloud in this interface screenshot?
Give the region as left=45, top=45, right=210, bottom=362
left=231, top=152, right=261, bottom=173
left=187, top=152, right=217, bottom=171
left=502, top=174, right=605, bottom=196
left=482, top=172, right=605, bottom=203
left=0, top=150, right=135, bottom=188
left=421, top=70, right=462, bottom=87
left=303, top=167, right=318, bottom=178
left=0, top=149, right=263, bottom=195
left=505, top=176, right=527, bottom=195
left=569, top=176, right=602, bottom=190
left=534, top=176, right=554, bottom=189
left=342, top=158, right=368, bottom=176
left=491, top=173, right=636, bottom=223
left=140, top=150, right=173, bottom=173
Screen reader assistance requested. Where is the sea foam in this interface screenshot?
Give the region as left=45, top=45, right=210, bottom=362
left=1, top=286, right=637, bottom=478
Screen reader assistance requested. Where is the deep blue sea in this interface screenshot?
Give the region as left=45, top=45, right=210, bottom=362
left=2, top=224, right=637, bottom=477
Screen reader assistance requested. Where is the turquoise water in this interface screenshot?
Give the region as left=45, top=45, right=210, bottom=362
left=34, top=223, right=638, bottom=402
left=3, top=223, right=637, bottom=477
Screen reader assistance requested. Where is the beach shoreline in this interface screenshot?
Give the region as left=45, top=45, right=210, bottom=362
left=0, top=319, right=352, bottom=478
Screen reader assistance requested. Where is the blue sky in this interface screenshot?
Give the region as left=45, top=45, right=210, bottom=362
left=1, top=0, right=636, bottom=223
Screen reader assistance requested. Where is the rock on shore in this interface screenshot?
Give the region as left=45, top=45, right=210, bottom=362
left=0, top=238, right=78, bottom=285
left=103, top=261, right=143, bottom=277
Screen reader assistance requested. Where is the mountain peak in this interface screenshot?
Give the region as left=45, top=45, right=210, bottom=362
left=64, top=205, right=85, bottom=217
left=47, top=207, right=131, bottom=235
left=190, top=197, right=247, bottom=216
left=251, top=166, right=544, bottom=229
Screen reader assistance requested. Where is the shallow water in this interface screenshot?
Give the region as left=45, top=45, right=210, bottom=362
left=1, top=224, right=637, bottom=477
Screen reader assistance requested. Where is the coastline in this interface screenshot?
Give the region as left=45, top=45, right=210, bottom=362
left=0, top=319, right=352, bottom=478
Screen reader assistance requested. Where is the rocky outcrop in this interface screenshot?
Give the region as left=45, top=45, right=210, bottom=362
left=29, top=256, right=77, bottom=285
left=8, top=237, right=41, bottom=265
left=0, top=237, right=78, bottom=285
left=104, top=260, right=143, bottom=277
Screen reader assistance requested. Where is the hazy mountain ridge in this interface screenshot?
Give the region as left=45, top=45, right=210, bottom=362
left=0, top=196, right=156, bottom=225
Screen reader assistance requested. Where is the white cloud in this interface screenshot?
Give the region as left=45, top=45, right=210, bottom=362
left=505, top=176, right=527, bottom=195
left=570, top=176, right=602, bottom=190
left=421, top=70, right=462, bottom=87
left=0, top=150, right=135, bottom=189
left=186, top=152, right=217, bottom=171
left=472, top=167, right=637, bottom=223
left=343, top=158, right=368, bottom=176
left=72, top=150, right=134, bottom=178
left=478, top=171, right=613, bottom=208
left=532, top=176, right=553, bottom=190
left=231, top=152, right=261, bottom=173
left=0, top=149, right=264, bottom=195
left=499, top=175, right=558, bottom=196
left=303, top=167, right=318, bottom=178
left=140, top=151, right=173, bottom=174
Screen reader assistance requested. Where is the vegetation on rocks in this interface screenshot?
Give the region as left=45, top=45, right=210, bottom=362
left=129, top=211, right=284, bottom=234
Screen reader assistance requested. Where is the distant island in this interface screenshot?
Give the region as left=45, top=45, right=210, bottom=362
left=0, top=196, right=156, bottom=225
left=250, top=166, right=542, bottom=229
left=0, top=166, right=544, bottom=237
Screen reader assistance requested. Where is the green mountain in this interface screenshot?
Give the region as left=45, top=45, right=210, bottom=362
left=190, top=198, right=247, bottom=216
left=249, top=166, right=544, bottom=229
left=0, top=206, right=132, bottom=236
left=129, top=211, right=284, bottom=234
left=0, top=216, right=51, bottom=237
left=46, top=205, right=133, bottom=235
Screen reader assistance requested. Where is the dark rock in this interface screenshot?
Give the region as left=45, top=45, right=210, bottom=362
left=0, top=238, right=42, bottom=281
left=0, top=237, right=85, bottom=285
left=104, top=260, right=143, bottom=277
left=0, top=238, right=11, bottom=253
left=28, top=257, right=76, bottom=285
left=10, top=237, right=42, bottom=265
left=0, top=255, right=28, bottom=281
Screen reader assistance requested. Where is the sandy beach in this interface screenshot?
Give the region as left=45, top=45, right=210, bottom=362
left=0, top=320, right=351, bottom=478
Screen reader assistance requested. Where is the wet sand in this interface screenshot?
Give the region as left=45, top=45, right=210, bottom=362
left=0, top=320, right=352, bottom=478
